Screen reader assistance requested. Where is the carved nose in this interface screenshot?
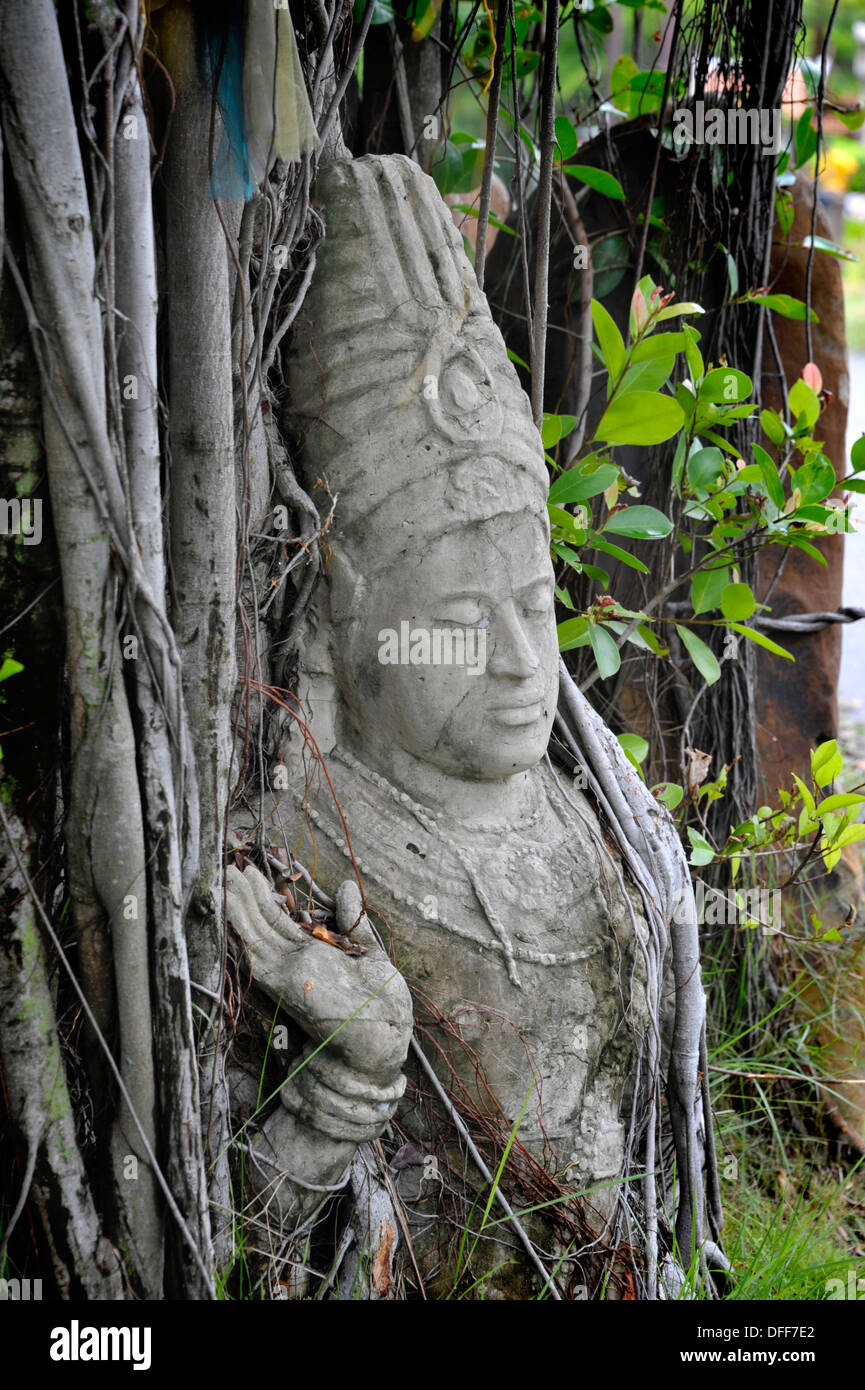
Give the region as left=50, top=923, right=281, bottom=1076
left=489, top=601, right=540, bottom=678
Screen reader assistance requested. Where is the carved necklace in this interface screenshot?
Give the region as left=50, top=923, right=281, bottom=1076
left=304, top=744, right=612, bottom=986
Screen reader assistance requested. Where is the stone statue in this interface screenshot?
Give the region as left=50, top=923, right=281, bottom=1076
left=226, top=155, right=718, bottom=1299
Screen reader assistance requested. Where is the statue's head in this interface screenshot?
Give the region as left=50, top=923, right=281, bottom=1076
left=289, top=156, right=557, bottom=782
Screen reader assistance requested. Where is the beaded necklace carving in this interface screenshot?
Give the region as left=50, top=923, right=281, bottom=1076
left=303, top=744, right=629, bottom=986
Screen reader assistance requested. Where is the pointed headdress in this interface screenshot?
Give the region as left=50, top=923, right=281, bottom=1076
left=289, top=155, right=549, bottom=569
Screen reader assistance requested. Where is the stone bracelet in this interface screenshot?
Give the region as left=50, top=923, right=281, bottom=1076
left=280, top=1047, right=407, bottom=1143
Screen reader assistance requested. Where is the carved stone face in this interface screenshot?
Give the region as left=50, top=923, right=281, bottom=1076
left=336, top=511, right=559, bottom=781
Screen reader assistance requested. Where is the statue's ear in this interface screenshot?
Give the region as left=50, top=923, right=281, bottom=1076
left=326, top=546, right=366, bottom=629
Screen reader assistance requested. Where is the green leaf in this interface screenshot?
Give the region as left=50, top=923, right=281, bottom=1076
left=793, top=504, right=845, bottom=528
left=509, top=48, right=540, bottom=80
left=610, top=54, right=639, bottom=113
left=788, top=378, right=820, bottom=430
left=793, top=772, right=816, bottom=819
left=851, top=435, right=865, bottom=474
left=836, top=108, right=865, bottom=132
left=583, top=3, right=614, bottom=34
left=760, top=408, right=787, bottom=446
left=591, top=300, right=625, bottom=381
left=551, top=542, right=586, bottom=573
left=596, top=391, right=684, bottom=445
left=590, top=233, right=629, bottom=298
left=541, top=413, right=577, bottom=448
left=617, top=733, right=649, bottom=764
left=728, top=622, right=793, bottom=661
left=751, top=292, right=818, bottom=323
left=633, top=271, right=656, bottom=308
left=548, top=503, right=581, bottom=533
left=506, top=347, right=531, bottom=371
left=671, top=434, right=688, bottom=495
left=492, top=212, right=517, bottom=237
left=548, top=462, right=619, bottom=506
left=786, top=535, right=827, bottom=565
left=457, top=140, right=487, bottom=189
left=675, top=623, right=721, bottom=685
left=683, top=324, right=704, bottom=383
left=797, top=59, right=820, bottom=98
left=699, top=367, right=752, bottom=404
left=653, top=782, right=684, bottom=811
left=590, top=538, right=650, bottom=572
left=815, top=792, right=865, bottom=815
left=626, top=68, right=668, bottom=118
left=688, top=827, right=716, bottom=866
left=820, top=845, right=840, bottom=872
left=636, top=623, right=669, bottom=656
left=691, top=564, right=729, bottom=615
left=629, top=332, right=687, bottom=365
left=554, top=116, right=578, bottom=160
left=0, top=657, right=24, bottom=683
left=449, top=205, right=516, bottom=238
left=686, top=446, right=724, bottom=491
left=776, top=188, right=794, bottom=237
left=602, top=505, right=673, bottom=539
left=720, top=583, right=756, bottom=621
left=557, top=616, right=590, bottom=652
left=498, top=107, right=539, bottom=166
left=619, top=357, right=675, bottom=394
left=812, top=739, right=842, bottom=789
left=589, top=624, right=621, bottom=678
left=655, top=301, right=704, bottom=322
left=790, top=456, right=834, bottom=504
left=407, top=0, right=438, bottom=39
left=794, top=106, right=818, bottom=168
left=797, top=234, right=858, bottom=263
left=732, top=464, right=764, bottom=488
left=721, top=246, right=739, bottom=299
left=753, top=443, right=785, bottom=509
left=833, top=824, right=865, bottom=849
left=636, top=203, right=669, bottom=232
left=566, top=165, right=625, bottom=201
left=431, top=138, right=472, bottom=195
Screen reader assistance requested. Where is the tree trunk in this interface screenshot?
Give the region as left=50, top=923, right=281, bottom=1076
left=157, top=3, right=237, bottom=1274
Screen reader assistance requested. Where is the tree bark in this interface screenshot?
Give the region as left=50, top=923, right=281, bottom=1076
left=0, top=794, right=125, bottom=1299
left=158, top=4, right=237, bottom=1273
left=1, top=0, right=217, bottom=1297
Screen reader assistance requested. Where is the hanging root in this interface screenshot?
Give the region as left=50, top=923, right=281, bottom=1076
left=556, top=660, right=724, bottom=1295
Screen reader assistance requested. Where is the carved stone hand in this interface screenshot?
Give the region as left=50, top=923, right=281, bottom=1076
left=225, top=863, right=412, bottom=1143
